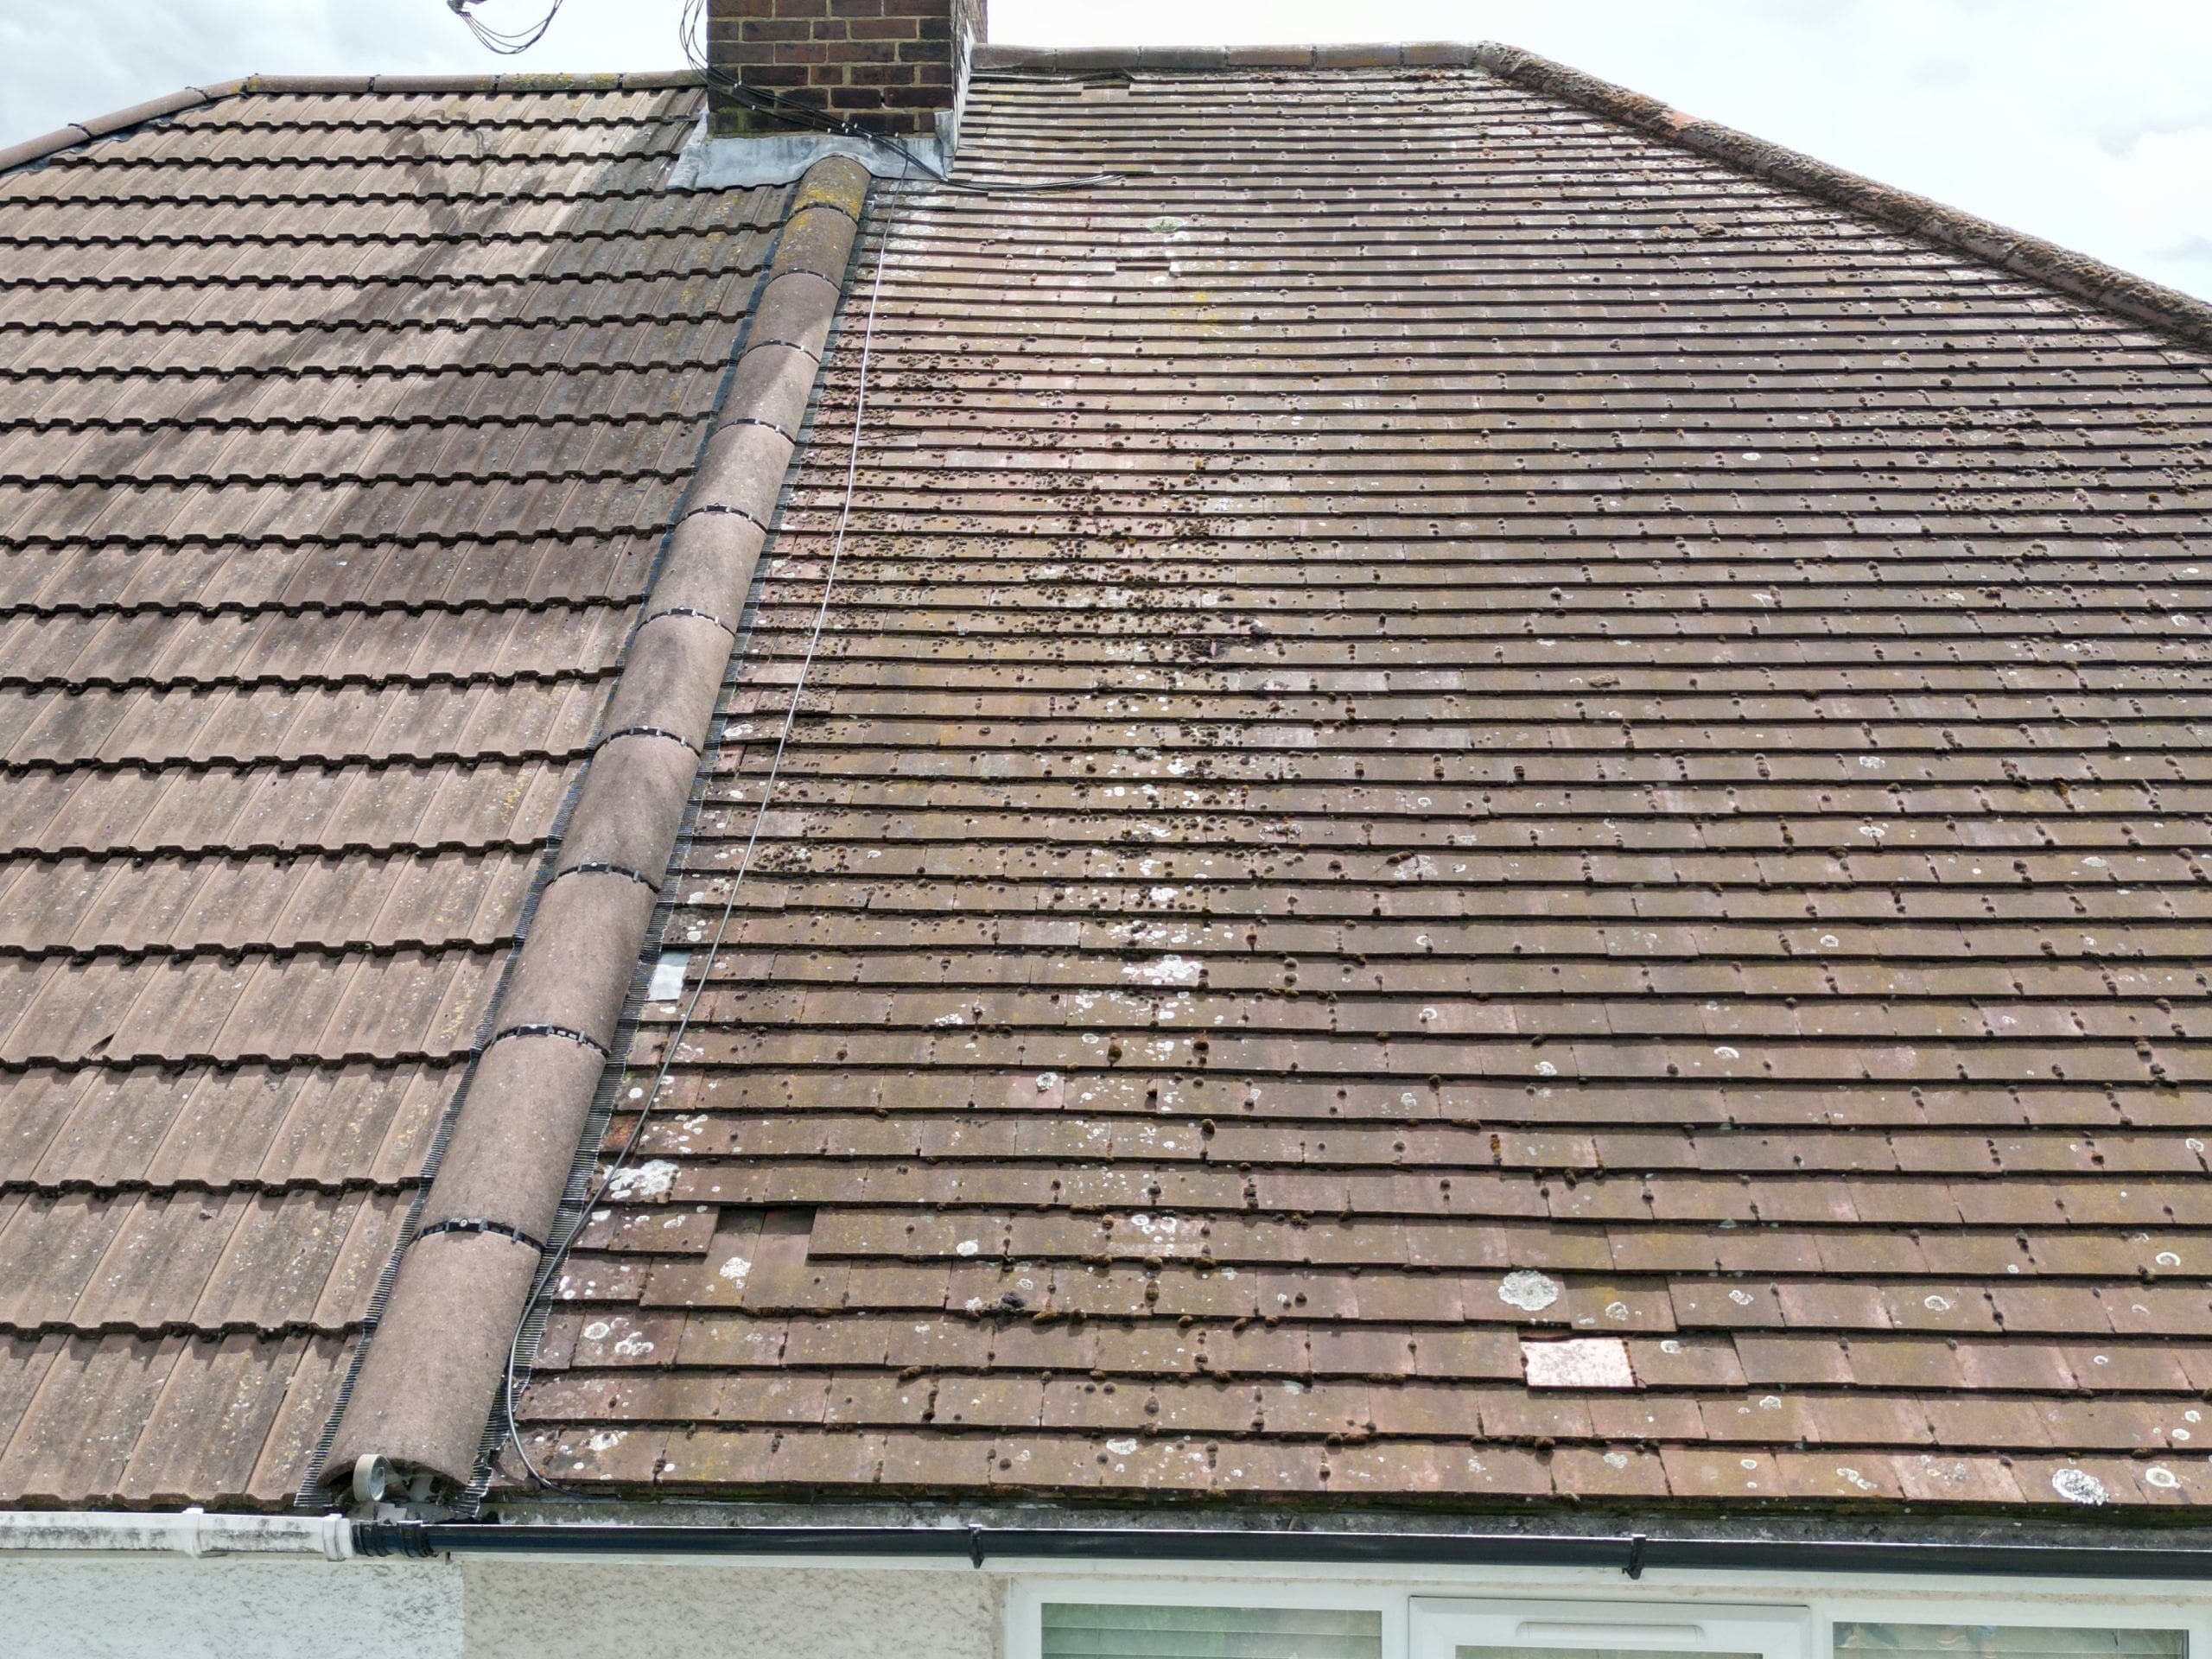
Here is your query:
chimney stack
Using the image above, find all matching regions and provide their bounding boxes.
[706,0,984,138]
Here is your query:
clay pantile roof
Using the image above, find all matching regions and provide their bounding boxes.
[510,50,2212,1516]
[0,71,799,1508]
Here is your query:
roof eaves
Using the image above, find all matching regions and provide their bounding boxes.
[970,38,2212,354]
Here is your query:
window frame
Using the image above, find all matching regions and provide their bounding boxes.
[1815,1601,2206,1659]
[1007,1575,2206,1659]
[1007,1575,1408,1659]
[1408,1595,1811,1659]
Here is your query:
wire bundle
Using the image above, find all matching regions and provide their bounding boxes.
[447,0,567,56]
[442,0,1122,193]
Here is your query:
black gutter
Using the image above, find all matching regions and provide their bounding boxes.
[354,1522,2212,1581]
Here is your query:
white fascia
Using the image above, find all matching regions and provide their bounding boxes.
[0,1509,354,1560]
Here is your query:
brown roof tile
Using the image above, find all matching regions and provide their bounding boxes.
[0,73,792,1508]
[506,56,2212,1517]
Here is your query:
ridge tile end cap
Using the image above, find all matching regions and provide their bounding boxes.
[793,153,872,219]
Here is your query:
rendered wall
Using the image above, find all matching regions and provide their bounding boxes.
[0,1555,467,1659]
[464,1560,1001,1659]
[0,1556,999,1659]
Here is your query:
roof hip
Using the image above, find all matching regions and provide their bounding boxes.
[314,151,873,1494]
[970,37,2212,352]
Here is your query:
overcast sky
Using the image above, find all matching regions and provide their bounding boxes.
[4,1,2209,302]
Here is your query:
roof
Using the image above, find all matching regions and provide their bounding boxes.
[0,71,796,1508]
[508,49,2212,1516]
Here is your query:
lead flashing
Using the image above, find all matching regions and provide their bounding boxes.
[321,152,872,1488]
[671,129,945,189]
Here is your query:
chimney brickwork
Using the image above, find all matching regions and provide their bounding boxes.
[706,0,984,137]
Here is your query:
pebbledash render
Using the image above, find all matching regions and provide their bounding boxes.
[4,3,2212,1656]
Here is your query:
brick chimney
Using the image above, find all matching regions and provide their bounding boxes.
[706,0,984,138]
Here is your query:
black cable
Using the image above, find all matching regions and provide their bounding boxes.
[675,0,1123,194]
[447,0,564,55]
[438,0,1120,192]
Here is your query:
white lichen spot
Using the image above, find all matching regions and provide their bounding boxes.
[2145,1466,2181,1490]
[612,1332,654,1358]
[1837,1466,1877,1491]
[719,1255,753,1283]
[1923,1294,1953,1313]
[1713,1045,1740,1060]
[955,1239,981,1257]
[582,1321,613,1342]
[1036,1071,1059,1092]
[1605,1300,1630,1321]
[1603,1451,1630,1470]
[2050,1468,2108,1505]
[1728,1288,1755,1306]
[1660,1338,1682,1354]
[1534,1060,1558,1077]
[1498,1269,1561,1312]
[586,1431,625,1453]
[1105,1438,1138,1456]
[1123,955,1202,987]
[604,1160,677,1200]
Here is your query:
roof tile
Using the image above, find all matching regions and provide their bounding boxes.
[0,73,790,1507]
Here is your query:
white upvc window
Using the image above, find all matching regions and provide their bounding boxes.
[1832,1629,2183,1659]
[1043,1601,1385,1659]
[1013,1580,2197,1659]
[1408,1598,1808,1659]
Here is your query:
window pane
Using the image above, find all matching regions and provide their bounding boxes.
[1836,1627,2183,1659]
[1041,1603,1382,1659]
[1459,1649,1758,1659]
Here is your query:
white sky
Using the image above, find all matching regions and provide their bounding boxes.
[3,0,2209,302]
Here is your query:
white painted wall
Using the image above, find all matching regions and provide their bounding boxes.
[0,1555,1001,1659]
[0,1555,467,1659]
[463,1560,1001,1659]
[5,1547,2209,1659]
